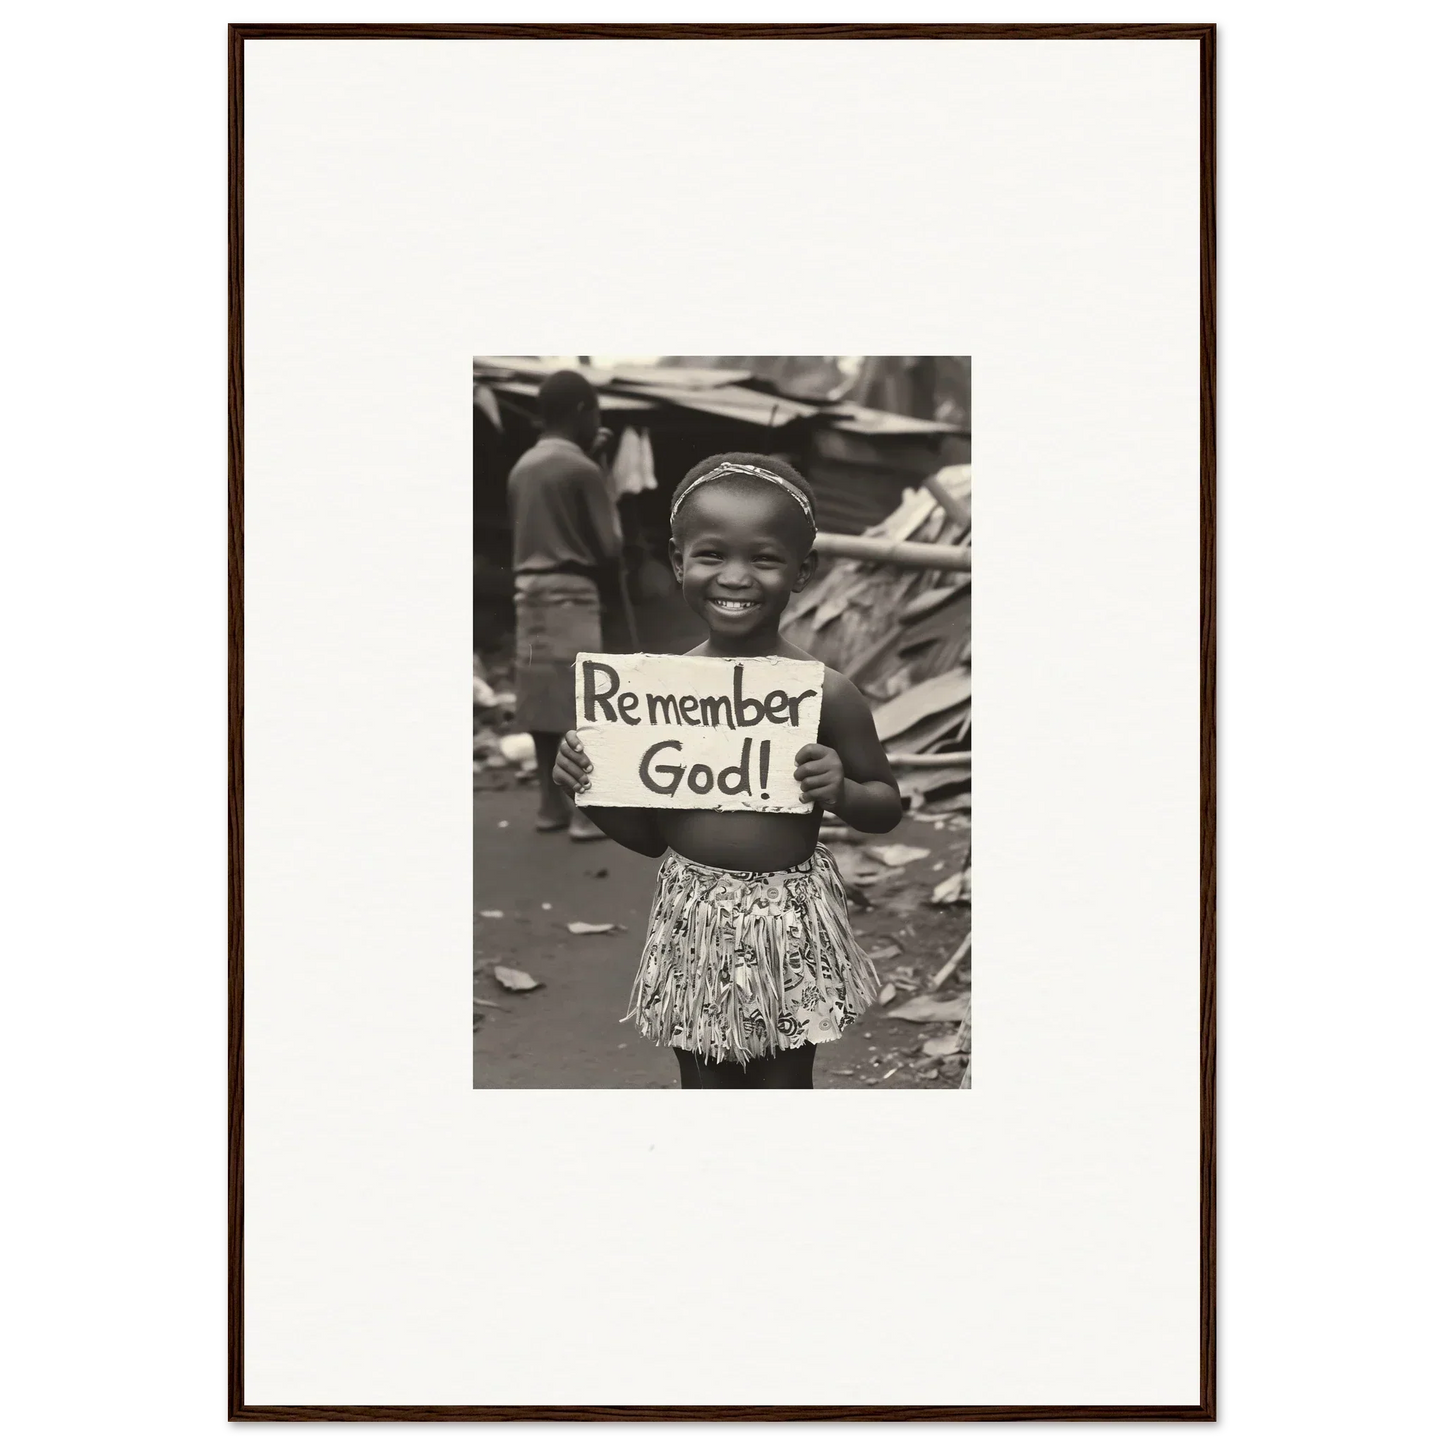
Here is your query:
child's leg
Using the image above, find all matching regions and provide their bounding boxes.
[673,1047,748,1088]
[530,731,570,828]
[742,1043,816,1089]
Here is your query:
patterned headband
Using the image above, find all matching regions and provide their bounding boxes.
[669,463,816,528]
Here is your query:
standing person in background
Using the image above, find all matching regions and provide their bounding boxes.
[507,370,620,840]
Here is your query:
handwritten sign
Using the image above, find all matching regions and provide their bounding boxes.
[573,652,825,813]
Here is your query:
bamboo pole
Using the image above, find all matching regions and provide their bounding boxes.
[812,533,971,571]
[920,470,971,531]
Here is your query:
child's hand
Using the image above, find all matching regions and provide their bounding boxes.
[794,743,845,810]
[554,731,593,798]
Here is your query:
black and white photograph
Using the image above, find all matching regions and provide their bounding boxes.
[472,357,972,1089]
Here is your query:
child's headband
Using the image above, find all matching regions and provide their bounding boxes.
[669,463,816,529]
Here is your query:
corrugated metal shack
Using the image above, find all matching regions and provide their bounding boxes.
[473,356,969,648]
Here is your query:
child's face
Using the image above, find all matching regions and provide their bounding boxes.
[669,486,815,642]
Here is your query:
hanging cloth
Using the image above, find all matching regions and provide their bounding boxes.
[610,427,658,496]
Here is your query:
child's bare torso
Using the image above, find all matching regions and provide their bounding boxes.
[658,805,821,872]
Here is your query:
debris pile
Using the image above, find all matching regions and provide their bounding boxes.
[865,926,973,1088]
[784,466,971,815]
[823,821,972,1089]
[473,654,531,789]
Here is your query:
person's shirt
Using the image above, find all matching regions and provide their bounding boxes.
[507,436,622,578]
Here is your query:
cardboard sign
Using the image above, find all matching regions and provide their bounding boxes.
[573,652,825,813]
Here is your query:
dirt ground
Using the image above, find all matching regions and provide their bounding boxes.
[472,777,971,1089]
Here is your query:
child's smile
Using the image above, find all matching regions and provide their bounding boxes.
[670,487,815,649]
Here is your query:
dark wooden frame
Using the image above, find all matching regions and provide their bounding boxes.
[229,21,1217,1423]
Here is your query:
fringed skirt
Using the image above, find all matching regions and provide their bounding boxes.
[624,847,878,1065]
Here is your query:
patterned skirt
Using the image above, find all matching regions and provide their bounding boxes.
[624,847,879,1065]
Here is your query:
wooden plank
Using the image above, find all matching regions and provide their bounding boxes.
[883,702,970,758]
[930,934,972,989]
[871,669,972,742]
[920,470,971,530]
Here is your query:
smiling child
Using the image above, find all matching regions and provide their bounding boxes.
[552,452,903,1088]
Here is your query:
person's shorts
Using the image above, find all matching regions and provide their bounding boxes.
[512,572,602,734]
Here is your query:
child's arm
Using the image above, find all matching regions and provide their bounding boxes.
[795,671,903,835]
[553,730,667,857]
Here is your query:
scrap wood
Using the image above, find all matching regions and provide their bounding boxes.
[901,760,972,792]
[884,699,970,757]
[864,844,931,867]
[874,466,969,546]
[887,993,970,1023]
[924,794,971,815]
[920,469,971,531]
[898,634,969,685]
[931,870,969,905]
[859,486,942,548]
[782,468,971,726]
[953,995,973,1083]
[901,580,968,622]
[788,588,913,672]
[930,934,972,990]
[872,670,972,743]
[838,595,969,695]
[831,844,907,888]
[840,629,914,691]
[898,474,969,550]
[892,596,971,666]
[955,997,972,1046]
[845,864,905,891]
